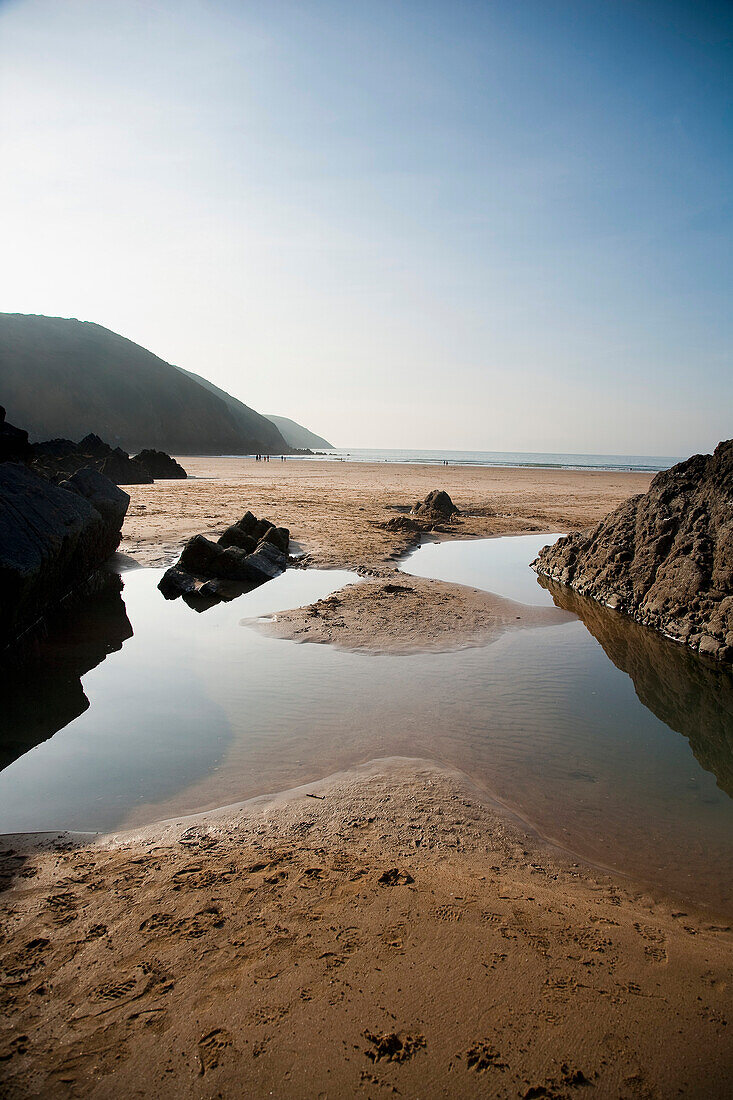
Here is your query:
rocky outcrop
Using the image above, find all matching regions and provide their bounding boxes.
[30,434,187,485]
[0,406,31,463]
[533,440,733,664]
[0,463,130,653]
[133,449,187,480]
[159,511,290,606]
[412,490,459,521]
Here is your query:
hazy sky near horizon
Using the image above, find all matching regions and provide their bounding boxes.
[1,0,731,454]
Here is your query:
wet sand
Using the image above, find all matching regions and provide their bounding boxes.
[3,459,732,1097]
[1,761,731,1098]
[250,574,575,654]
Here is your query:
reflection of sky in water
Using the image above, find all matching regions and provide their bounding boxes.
[1,535,732,915]
[402,533,563,605]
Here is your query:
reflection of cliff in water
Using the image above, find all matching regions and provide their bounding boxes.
[539,577,733,798]
[0,574,133,771]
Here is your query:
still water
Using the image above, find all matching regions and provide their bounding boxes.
[1,535,731,914]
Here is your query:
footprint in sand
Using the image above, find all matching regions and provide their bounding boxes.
[377,869,415,887]
[364,1030,426,1063]
[633,923,668,964]
[434,904,463,922]
[464,1040,508,1073]
[197,1028,234,1075]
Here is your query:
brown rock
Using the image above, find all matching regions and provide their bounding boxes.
[533,440,733,664]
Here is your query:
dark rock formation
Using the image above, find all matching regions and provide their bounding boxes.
[60,468,130,555]
[158,511,290,606]
[533,440,733,664]
[30,434,187,485]
[0,463,130,654]
[133,449,187,480]
[32,436,151,485]
[411,490,459,521]
[98,447,152,485]
[0,406,31,463]
[539,577,733,797]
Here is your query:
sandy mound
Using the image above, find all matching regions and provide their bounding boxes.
[247,574,575,654]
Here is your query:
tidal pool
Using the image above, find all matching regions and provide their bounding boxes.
[1,534,731,915]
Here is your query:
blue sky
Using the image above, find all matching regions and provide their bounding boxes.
[1,0,730,453]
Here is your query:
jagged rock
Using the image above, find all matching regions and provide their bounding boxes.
[133,449,187,480]
[60,468,130,559]
[158,567,198,600]
[178,535,224,575]
[246,541,288,579]
[0,462,129,652]
[0,406,31,463]
[77,432,112,458]
[97,447,152,485]
[158,510,290,605]
[260,526,290,554]
[213,546,269,584]
[218,526,258,553]
[30,433,183,486]
[32,437,78,460]
[411,490,459,520]
[533,440,733,664]
[30,434,152,485]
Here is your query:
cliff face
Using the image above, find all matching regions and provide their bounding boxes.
[264,414,333,450]
[533,440,733,664]
[0,313,289,455]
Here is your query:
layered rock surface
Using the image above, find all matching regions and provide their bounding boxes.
[533,440,733,663]
[0,462,129,653]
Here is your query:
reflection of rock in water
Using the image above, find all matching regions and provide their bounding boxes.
[0,574,133,771]
[539,577,733,798]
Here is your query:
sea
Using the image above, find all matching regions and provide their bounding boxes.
[281,448,681,473]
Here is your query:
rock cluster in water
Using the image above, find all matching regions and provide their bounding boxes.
[30,433,187,485]
[159,512,290,605]
[533,439,733,664]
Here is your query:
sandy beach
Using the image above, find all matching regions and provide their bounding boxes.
[2,459,732,1098]
[120,457,654,569]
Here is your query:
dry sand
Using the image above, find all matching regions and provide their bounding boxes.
[3,459,731,1098]
[120,457,654,569]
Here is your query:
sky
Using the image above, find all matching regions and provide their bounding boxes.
[0,0,731,454]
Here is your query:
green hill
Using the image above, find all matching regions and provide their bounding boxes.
[264,415,333,450]
[0,313,289,455]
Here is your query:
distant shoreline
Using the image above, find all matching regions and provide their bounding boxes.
[212,447,681,474]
